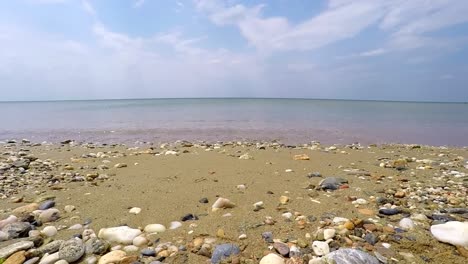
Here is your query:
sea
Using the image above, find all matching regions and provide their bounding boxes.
[1,98,467,146]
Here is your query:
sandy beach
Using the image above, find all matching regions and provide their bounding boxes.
[0,140,467,264]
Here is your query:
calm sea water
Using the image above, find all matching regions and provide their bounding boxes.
[1,98,467,146]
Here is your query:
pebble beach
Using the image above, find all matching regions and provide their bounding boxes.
[0,139,467,264]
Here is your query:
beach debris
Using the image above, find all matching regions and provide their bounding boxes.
[212,197,235,211]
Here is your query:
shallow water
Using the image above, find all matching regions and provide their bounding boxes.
[1,98,467,146]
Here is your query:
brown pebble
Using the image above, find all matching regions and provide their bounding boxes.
[344,221,355,230]
[4,251,26,264]
[394,191,406,198]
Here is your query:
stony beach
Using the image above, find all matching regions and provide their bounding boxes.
[0,139,467,264]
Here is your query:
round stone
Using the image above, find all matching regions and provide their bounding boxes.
[59,238,85,263]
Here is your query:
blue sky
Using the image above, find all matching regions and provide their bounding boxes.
[1,0,468,101]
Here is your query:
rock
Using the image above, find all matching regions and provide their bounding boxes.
[318,177,348,191]
[4,250,26,264]
[378,208,401,216]
[98,226,141,244]
[38,252,59,264]
[181,214,198,221]
[128,207,141,215]
[85,238,109,255]
[262,232,274,243]
[210,244,240,264]
[199,198,209,203]
[31,240,64,257]
[323,248,380,264]
[259,253,285,264]
[399,218,415,230]
[24,257,39,264]
[394,191,406,198]
[279,196,289,205]
[64,206,75,213]
[68,224,83,230]
[441,208,468,214]
[41,226,58,237]
[123,245,139,253]
[211,198,235,211]
[132,236,148,247]
[0,231,8,241]
[143,224,166,233]
[38,201,55,211]
[39,209,60,223]
[273,242,289,257]
[238,234,247,240]
[430,221,468,247]
[312,241,329,256]
[239,153,253,160]
[141,248,156,256]
[0,241,34,259]
[54,260,68,264]
[12,204,39,216]
[114,163,127,168]
[58,238,85,263]
[2,222,32,239]
[97,250,126,264]
[0,215,18,229]
[169,221,182,230]
[293,154,310,160]
[253,201,264,211]
[323,229,336,240]
[364,233,379,245]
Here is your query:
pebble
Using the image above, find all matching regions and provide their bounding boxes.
[378,208,401,216]
[199,198,209,203]
[58,238,85,263]
[259,253,285,264]
[312,241,329,256]
[273,242,289,256]
[38,252,60,264]
[211,198,235,211]
[123,245,139,253]
[323,248,379,264]
[24,257,40,264]
[279,196,289,204]
[98,226,142,244]
[140,248,156,257]
[68,224,83,230]
[128,207,141,215]
[253,201,264,211]
[181,214,198,221]
[169,221,182,230]
[84,256,97,264]
[238,234,247,240]
[210,244,240,264]
[4,250,26,264]
[323,229,336,240]
[399,218,415,230]
[132,236,148,247]
[430,221,468,247]
[38,200,56,210]
[97,250,126,264]
[64,206,75,213]
[39,209,60,223]
[0,215,18,229]
[54,260,68,264]
[85,238,109,255]
[318,177,348,190]
[2,222,32,239]
[0,231,8,241]
[12,203,39,216]
[41,226,58,237]
[0,241,34,259]
[143,224,166,233]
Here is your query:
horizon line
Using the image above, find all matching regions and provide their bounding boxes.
[0,97,467,104]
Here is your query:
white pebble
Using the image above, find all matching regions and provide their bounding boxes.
[123,245,139,253]
[132,236,148,247]
[128,207,141,215]
[143,224,166,233]
[323,229,336,240]
[41,226,57,237]
[169,221,182,230]
[68,224,83,230]
[312,241,330,256]
[239,234,247,240]
[399,218,415,230]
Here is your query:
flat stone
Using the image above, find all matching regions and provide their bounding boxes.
[273,242,289,257]
[323,248,380,264]
[97,250,126,264]
[211,244,240,264]
[85,238,109,255]
[0,241,34,259]
[98,226,141,244]
[38,252,59,264]
[38,201,55,211]
[39,209,60,223]
[12,204,39,216]
[4,250,26,264]
[259,253,285,264]
[143,224,166,233]
[318,177,348,191]
[430,221,468,247]
[312,241,329,256]
[378,208,401,216]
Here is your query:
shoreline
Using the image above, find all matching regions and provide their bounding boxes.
[0,140,467,263]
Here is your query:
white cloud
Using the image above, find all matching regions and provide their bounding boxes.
[359,48,387,57]
[133,0,145,8]
[195,0,468,53]
[81,0,96,16]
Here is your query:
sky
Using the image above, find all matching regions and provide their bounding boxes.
[1,0,468,102]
